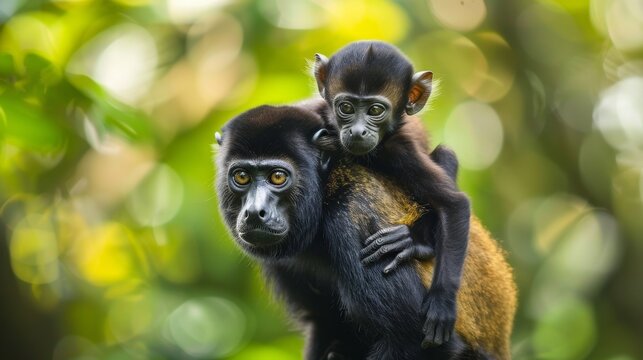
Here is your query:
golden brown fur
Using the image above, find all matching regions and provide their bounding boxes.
[327,162,517,360]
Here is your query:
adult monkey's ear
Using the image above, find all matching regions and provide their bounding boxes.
[215,132,223,145]
[406,71,433,115]
[312,128,333,172]
[314,53,329,98]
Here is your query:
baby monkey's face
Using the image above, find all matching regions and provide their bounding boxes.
[332,93,393,155]
[313,41,435,156]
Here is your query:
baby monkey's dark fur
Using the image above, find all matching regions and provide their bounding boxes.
[314,41,471,347]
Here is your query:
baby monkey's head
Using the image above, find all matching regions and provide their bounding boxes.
[314,41,433,155]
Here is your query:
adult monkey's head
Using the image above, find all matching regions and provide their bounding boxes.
[215,104,332,259]
[314,41,433,155]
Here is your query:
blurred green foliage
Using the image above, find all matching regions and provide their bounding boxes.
[1,0,642,359]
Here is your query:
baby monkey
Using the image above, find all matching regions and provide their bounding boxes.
[314,41,471,348]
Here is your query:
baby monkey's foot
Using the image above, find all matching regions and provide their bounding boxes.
[421,288,457,348]
[360,225,435,274]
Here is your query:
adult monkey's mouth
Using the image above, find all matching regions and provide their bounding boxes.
[237,225,288,247]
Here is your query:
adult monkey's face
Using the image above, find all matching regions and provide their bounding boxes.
[215,104,327,259]
[226,158,295,246]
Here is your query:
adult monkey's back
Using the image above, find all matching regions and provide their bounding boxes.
[215,103,516,359]
[323,159,517,359]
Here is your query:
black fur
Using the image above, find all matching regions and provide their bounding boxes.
[216,104,486,359]
[430,145,459,182]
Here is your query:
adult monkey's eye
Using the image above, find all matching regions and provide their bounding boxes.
[368,104,385,116]
[269,170,288,186]
[232,170,251,185]
[338,102,355,115]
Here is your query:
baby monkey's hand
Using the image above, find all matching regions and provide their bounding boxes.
[360,225,435,274]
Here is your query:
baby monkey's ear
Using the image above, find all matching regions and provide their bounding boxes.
[406,71,433,115]
[314,54,329,98]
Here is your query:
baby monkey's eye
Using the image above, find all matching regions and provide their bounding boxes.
[338,102,355,115]
[368,104,385,116]
[269,170,288,186]
[232,170,251,186]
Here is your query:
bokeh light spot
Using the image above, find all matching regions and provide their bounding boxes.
[0,0,21,20]
[429,0,486,32]
[166,297,246,358]
[532,195,588,254]
[150,13,252,128]
[67,24,158,105]
[166,0,232,24]
[82,114,121,155]
[443,101,503,170]
[74,139,156,207]
[107,295,157,343]
[0,13,58,64]
[506,194,590,264]
[532,296,596,360]
[74,222,144,286]
[324,0,409,43]
[260,0,327,30]
[468,32,516,102]
[530,210,620,315]
[449,36,488,98]
[605,0,643,51]
[594,76,643,151]
[127,163,184,227]
[10,214,59,284]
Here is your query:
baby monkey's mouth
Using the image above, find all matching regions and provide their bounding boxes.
[341,135,378,156]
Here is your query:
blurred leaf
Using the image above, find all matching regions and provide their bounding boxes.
[0,94,67,150]
[24,52,61,86]
[0,52,16,77]
[67,74,154,142]
[24,53,53,75]
[127,163,184,227]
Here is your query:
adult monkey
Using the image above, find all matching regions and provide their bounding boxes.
[215,103,516,359]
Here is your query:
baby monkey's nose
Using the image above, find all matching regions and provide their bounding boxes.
[349,125,368,139]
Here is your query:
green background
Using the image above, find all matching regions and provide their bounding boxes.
[1,0,642,359]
